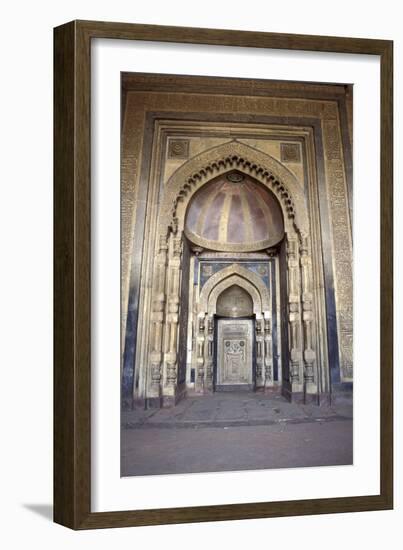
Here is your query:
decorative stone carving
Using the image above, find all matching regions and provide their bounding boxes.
[257,265,269,276]
[217,319,253,386]
[280,142,302,163]
[199,263,270,314]
[168,138,189,159]
[162,231,183,396]
[299,235,316,389]
[255,319,264,385]
[196,314,206,392]
[191,245,204,256]
[286,235,303,388]
[322,118,353,381]
[205,316,214,390]
[323,121,340,161]
[263,317,273,386]
[226,171,245,183]
[158,141,309,237]
[201,264,213,277]
[339,311,353,380]
[121,89,352,407]
[141,139,328,404]
[147,233,169,396]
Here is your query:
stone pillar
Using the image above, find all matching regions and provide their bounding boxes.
[147,233,168,404]
[195,314,206,392]
[162,232,182,404]
[263,314,273,387]
[286,235,304,394]
[204,316,214,391]
[300,235,317,398]
[255,318,264,387]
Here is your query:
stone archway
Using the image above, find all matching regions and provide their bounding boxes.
[199,263,270,313]
[208,275,262,315]
[158,140,310,236]
[195,266,273,392]
[146,142,318,406]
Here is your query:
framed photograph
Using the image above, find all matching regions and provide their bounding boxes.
[54,20,393,529]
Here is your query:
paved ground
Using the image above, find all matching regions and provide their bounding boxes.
[121,392,353,476]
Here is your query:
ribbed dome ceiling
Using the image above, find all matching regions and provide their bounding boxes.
[184,171,284,252]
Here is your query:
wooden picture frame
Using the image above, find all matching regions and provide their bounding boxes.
[54,20,393,529]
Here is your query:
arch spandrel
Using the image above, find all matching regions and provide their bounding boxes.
[199,263,270,314]
[159,141,309,237]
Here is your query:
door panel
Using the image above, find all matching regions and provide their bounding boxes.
[217,319,253,387]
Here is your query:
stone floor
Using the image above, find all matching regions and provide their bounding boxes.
[121,392,353,476]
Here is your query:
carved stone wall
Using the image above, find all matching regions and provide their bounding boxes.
[196,264,271,391]
[322,117,353,381]
[121,78,353,406]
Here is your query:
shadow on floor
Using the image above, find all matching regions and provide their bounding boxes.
[23,504,53,522]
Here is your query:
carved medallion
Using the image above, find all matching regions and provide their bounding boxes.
[201,264,213,277]
[168,138,189,159]
[226,171,245,183]
[257,264,268,276]
[280,142,302,163]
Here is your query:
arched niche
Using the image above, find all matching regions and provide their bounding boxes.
[216,285,254,317]
[146,141,318,404]
[207,275,263,317]
[157,140,309,238]
[184,171,284,252]
[199,263,270,314]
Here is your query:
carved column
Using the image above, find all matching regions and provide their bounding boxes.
[286,234,304,393]
[263,315,273,387]
[300,235,317,396]
[204,316,214,391]
[162,232,182,401]
[255,318,264,387]
[195,314,206,392]
[147,233,168,401]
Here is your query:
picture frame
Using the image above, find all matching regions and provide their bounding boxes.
[54,20,393,529]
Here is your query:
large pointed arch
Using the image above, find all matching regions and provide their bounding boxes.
[158,140,309,237]
[145,140,318,404]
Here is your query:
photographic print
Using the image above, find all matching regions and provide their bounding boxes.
[120,73,353,477]
[53,20,393,528]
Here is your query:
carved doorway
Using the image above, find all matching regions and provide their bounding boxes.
[214,284,255,391]
[216,318,254,391]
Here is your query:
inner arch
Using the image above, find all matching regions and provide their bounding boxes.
[216,285,254,318]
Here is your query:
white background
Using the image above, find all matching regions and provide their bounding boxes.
[0,0,400,548]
